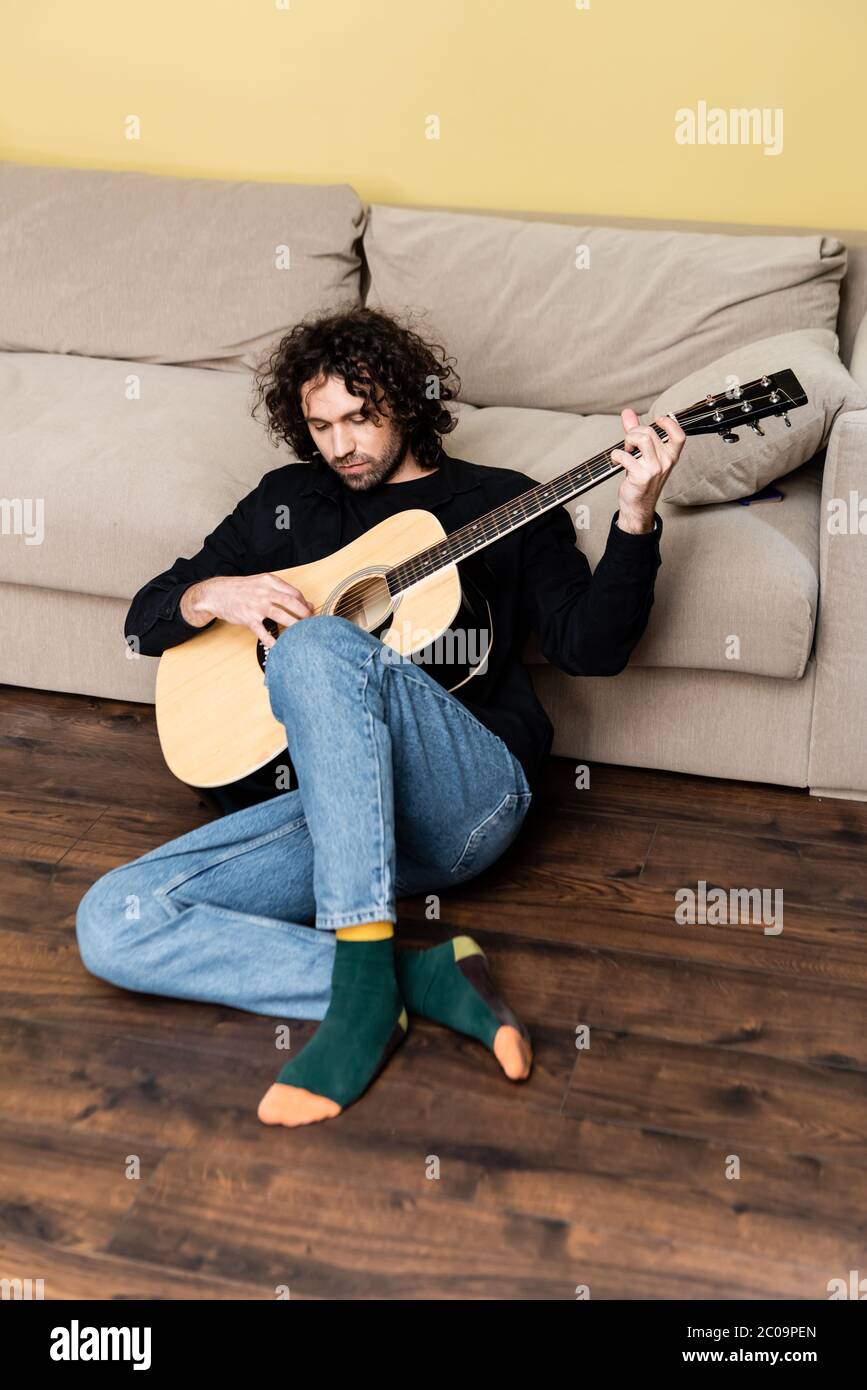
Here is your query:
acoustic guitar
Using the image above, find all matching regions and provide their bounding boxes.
[155,369,807,787]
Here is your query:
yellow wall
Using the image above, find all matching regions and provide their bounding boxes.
[1,0,865,230]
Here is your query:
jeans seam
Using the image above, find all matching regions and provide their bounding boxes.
[359,657,392,919]
[153,815,308,900]
[449,791,516,875]
[317,905,396,930]
[157,899,325,943]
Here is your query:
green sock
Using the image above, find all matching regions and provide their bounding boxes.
[395,935,530,1055]
[276,934,407,1108]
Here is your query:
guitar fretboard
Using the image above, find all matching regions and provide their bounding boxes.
[386,423,667,595]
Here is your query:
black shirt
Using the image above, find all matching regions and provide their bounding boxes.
[125,448,663,811]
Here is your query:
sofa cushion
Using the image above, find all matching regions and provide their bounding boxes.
[364,202,846,416]
[1,352,819,681]
[447,405,820,680]
[0,162,365,371]
[0,352,281,599]
[649,328,866,504]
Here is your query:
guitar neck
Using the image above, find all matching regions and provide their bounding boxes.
[384,368,808,597]
[385,426,661,596]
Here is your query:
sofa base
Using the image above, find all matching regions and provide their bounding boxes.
[808,787,867,802]
[2,583,156,703]
[533,659,816,791]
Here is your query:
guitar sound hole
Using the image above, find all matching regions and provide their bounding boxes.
[253,570,393,675]
[331,574,393,631]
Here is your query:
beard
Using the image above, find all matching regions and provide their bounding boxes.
[327,430,412,490]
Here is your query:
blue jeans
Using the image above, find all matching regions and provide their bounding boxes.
[76,615,533,1021]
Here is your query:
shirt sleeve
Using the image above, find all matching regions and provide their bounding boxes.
[519,503,663,677]
[124,494,256,658]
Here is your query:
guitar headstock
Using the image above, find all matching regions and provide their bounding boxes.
[676,369,808,443]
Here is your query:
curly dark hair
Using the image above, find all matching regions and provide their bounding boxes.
[251,305,461,470]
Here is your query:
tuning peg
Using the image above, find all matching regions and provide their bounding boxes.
[749,421,765,436]
[720,430,740,443]
[781,412,791,428]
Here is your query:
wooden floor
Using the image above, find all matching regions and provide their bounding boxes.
[1,683,866,1301]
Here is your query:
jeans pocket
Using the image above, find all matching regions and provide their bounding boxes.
[449,791,533,878]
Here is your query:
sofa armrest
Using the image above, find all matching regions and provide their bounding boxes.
[808,404,867,797]
[848,304,867,395]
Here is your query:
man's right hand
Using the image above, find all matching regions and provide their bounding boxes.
[179,574,314,648]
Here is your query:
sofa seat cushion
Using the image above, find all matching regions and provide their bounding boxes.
[1,354,819,681]
[1,352,283,600]
[448,405,820,679]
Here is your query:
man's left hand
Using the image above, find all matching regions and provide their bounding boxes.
[610,407,686,534]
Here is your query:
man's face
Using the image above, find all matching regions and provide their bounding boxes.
[301,373,409,490]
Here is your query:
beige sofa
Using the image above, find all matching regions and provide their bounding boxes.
[2,162,866,800]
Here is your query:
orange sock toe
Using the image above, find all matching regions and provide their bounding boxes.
[493,1024,533,1081]
[257,1082,342,1128]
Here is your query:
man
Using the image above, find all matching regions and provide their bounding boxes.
[76,306,685,1130]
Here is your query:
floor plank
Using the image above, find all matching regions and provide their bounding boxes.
[105,1148,836,1300]
[3,683,867,1299]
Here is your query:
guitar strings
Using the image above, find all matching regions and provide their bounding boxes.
[394,386,796,585]
[388,382,796,592]
[279,380,796,623]
[311,383,795,613]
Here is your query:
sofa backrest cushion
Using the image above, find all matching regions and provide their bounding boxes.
[364,202,847,416]
[648,328,867,505]
[0,162,366,371]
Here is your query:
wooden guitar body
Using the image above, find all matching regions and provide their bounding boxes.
[155,509,468,787]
